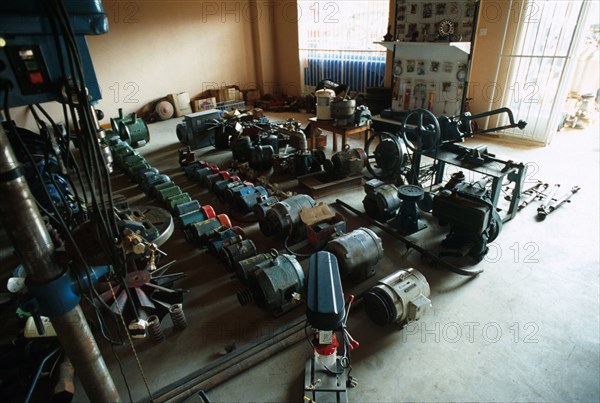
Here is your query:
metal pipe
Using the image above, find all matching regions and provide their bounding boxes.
[0,126,121,402]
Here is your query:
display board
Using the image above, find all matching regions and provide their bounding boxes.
[377,0,479,116]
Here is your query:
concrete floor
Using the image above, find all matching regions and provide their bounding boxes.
[96,112,599,402]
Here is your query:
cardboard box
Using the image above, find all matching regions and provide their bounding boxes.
[244,89,261,103]
[192,97,217,112]
[209,85,243,102]
[301,204,346,249]
[305,212,346,250]
[168,92,192,117]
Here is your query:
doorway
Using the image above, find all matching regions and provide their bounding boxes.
[488,0,597,145]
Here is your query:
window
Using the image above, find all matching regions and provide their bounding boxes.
[298,0,390,93]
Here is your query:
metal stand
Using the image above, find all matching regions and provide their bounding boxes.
[0,126,121,402]
[389,185,427,234]
[425,145,526,223]
[304,357,349,403]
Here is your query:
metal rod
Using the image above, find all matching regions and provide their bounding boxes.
[0,126,121,402]
[151,318,306,402]
[335,199,483,277]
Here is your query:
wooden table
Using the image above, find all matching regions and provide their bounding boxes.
[308,117,371,152]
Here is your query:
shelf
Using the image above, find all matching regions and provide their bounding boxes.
[374,41,471,55]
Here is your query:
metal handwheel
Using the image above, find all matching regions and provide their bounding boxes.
[401,108,441,153]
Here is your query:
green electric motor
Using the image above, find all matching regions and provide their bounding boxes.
[111,108,150,148]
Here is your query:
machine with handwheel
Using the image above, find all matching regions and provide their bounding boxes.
[363,106,528,261]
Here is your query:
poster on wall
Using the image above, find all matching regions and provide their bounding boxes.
[395,0,477,42]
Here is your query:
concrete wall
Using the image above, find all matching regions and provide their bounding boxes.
[88,0,258,123]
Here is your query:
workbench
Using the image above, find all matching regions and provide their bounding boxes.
[424,145,526,222]
[370,115,526,223]
[308,117,371,151]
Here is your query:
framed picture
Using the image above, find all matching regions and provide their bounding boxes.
[430,61,440,72]
[407,60,416,73]
[407,23,418,40]
[417,60,426,75]
[396,23,406,37]
[462,21,473,38]
[398,5,406,21]
[466,3,476,18]
[449,2,459,16]
[436,3,446,15]
[423,3,433,19]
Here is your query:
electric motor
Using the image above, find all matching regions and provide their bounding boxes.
[235,250,278,283]
[248,145,275,170]
[221,181,253,203]
[176,201,215,227]
[183,160,211,178]
[206,226,245,256]
[203,171,230,188]
[118,113,149,148]
[238,253,305,316]
[293,153,313,176]
[221,239,258,271]
[364,268,431,326]
[253,194,279,219]
[362,179,401,221]
[324,147,367,177]
[259,194,317,239]
[190,166,219,184]
[232,186,268,214]
[133,167,159,185]
[142,174,171,196]
[325,227,383,281]
[212,176,241,196]
[111,108,149,148]
[184,214,232,244]
[231,136,252,161]
[176,109,221,150]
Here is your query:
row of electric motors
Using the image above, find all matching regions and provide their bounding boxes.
[176,150,395,317]
[179,150,433,324]
[109,135,433,331]
[176,111,367,178]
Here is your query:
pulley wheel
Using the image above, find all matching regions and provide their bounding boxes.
[398,185,424,202]
[156,101,174,120]
[128,205,174,247]
[365,131,404,179]
[487,210,503,243]
[364,288,395,326]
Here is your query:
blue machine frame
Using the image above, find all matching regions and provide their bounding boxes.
[0,0,108,107]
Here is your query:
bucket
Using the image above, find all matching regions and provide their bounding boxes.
[316,89,335,120]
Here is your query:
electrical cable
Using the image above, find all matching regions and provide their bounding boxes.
[5,88,110,313]
[23,346,61,403]
[46,0,119,264]
[2,4,139,400]
[284,235,315,258]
